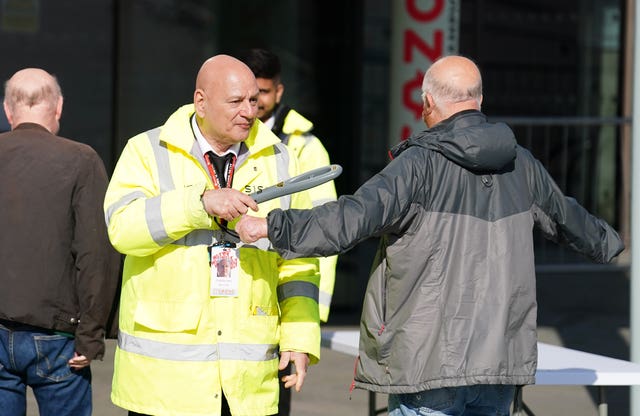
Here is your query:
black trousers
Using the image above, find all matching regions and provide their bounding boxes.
[128,395,232,416]
[277,362,292,416]
[128,393,233,416]
[128,381,282,416]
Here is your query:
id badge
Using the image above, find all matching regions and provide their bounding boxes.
[209,244,240,297]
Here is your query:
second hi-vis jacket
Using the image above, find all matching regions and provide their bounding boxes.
[273,106,338,322]
[104,104,320,416]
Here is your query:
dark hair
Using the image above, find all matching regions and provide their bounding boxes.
[237,48,281,80]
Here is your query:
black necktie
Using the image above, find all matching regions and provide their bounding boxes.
[206,151,232,188]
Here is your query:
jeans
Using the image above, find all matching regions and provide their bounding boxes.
[0,321,92,416]
[388,385,515,416]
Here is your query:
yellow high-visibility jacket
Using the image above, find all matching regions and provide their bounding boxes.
[104,104,320,416]
[277,108,338,322]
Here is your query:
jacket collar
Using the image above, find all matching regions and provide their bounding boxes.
[157,104,280,158]
[271,104,314,139]
[271,104,290,138]
[13,122,50,133]
[390,110,517,172]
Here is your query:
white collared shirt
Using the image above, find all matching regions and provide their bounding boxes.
[263,115,276,130]
[191,115,240,178]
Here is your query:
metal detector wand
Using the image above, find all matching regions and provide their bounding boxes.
[249,164,342,204]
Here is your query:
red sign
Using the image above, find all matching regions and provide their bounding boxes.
[389,0,459,145]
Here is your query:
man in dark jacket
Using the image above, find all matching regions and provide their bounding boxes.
[236,55,624,416]
[0,68,120,416]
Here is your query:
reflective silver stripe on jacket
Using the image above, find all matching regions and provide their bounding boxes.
[235,142,249,168]
[146,128,178,245]
[105,190,147,226]
[319,290,332,309]
[149,128,176,193]
[110,130,292,247]
[277,281,319,303]
[273,142,292,209]
[118,331,279,362]
[145,195,172,246]
[301,133,315,148]
[190,140,208,172]
[105,128,178,240]
[174,229,218,247]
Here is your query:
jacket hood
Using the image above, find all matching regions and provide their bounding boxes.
[272,104,314,138]
[391,110,517,172]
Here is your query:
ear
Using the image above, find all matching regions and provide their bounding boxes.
[3,101,13,127]
[194,88,206,117]
[426,93,436,110]
[422,93,434,123]
[55,96,63,121]
[275,82,284,104]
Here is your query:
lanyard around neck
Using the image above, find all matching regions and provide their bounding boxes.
[204,152,236,189]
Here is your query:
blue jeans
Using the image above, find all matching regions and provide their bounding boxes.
[388,385,516,416]
[0,321,92,416]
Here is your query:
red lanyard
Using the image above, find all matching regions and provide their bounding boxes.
[204,153,236,189]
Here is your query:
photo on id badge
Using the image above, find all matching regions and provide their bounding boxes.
[210,245,239,297]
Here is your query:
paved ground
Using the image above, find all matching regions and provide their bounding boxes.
[25,267,632,415]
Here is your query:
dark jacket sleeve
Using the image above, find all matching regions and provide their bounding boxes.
[71,149,122,360]
[268,150,421,259]
[527,150,624,263]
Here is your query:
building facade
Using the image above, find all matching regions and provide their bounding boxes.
[0,0,630,305]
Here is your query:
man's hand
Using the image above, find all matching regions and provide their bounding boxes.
[279,351,310,392]
[201,188,258,222]
[236,215,268,243]
[68,352,91,370]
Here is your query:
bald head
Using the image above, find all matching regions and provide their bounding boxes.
[195,54,257,97]
[421,55,483,127]
[193,55,259,152]
[3,68,63,134]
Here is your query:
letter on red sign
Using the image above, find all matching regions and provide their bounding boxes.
[406,0,444,22]
[403,29,443,63]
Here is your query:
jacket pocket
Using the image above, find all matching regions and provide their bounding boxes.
[34,334,75,382]
[134,300,203,332]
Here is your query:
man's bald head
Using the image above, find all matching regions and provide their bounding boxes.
[420,55,483,127]
[195,54,255,94]
[3,68,63,134]
[193,55,259,152]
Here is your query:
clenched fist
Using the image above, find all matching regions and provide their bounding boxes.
[201,188,258,221]
[236,215,268,243]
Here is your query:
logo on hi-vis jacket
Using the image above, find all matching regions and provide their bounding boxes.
[244,185,264,194]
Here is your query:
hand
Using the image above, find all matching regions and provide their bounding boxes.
[279,351,310,392]
[201,188,258,222]
[236,215,268,243]
[68,352,91,370]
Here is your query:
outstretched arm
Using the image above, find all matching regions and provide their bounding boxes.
[239,150,423,258]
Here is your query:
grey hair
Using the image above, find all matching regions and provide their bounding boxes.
[3,74,62,113]
[421,60,482,107]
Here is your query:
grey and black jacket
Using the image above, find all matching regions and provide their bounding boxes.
[267,110,624,394]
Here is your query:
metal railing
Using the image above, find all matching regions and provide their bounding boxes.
[360,116,630,268]
[492,116,631,267]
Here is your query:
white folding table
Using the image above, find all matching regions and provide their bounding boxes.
[321,329,640,416]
